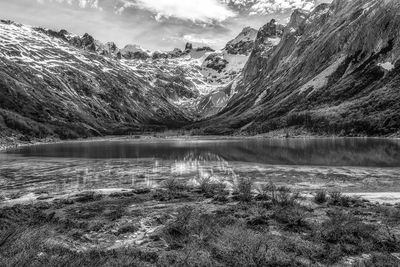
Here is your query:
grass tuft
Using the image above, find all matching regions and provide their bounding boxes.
[314,190,328,204]
[235,177,253,202]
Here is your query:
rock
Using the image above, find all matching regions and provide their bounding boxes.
[204,54,228,73]
[152,51,169,60]
[195,47,215,52]
[34,27,70,41]
[224,26,258,55]
[168,48,184,58]
[121,44,150,59]
[185,42,193,51]
[69,33,97,51]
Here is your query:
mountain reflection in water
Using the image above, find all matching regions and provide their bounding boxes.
[5,138,400,167]
[1,138,400,197]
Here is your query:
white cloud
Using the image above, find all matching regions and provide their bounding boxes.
[182,34,219,45]
[222,0,316,15]
[251,0,315,14]
[122,0,236,23]
[36,0,101,9]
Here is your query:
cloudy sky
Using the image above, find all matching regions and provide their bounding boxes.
[0,0,331,51]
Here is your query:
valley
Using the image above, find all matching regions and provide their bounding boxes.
[1,1,400,265]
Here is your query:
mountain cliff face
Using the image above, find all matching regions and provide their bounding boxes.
[197,27,266,117]
[0,19,256,140]
[197,0,400,136]
[0,20,192,140]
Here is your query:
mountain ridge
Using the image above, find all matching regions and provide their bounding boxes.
[0,19,256,140]
[194,0,400,137]
[1,0,400,140]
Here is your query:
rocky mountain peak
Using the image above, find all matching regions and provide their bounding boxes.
[185,42,193,51]
[241,19,284,83]
[286,9,309,34]
[120,44,150,60]
[34,27,69,42]
[224,26,258,55]
[256,19,281,44]
[69,33,96,51]
[105,42,118,53]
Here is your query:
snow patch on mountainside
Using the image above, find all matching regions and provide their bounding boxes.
[299,56,346,94]
[0,19,261,120]
[378,62,394,71]
[201,51,249,85]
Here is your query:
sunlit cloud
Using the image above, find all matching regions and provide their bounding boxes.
[3,0,332,51]
[222,0,316,15]
[119,0,236,24]
[36,0,101,9]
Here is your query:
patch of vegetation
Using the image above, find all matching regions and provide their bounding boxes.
[234,177,253,202]
[162,178,188,193]
[354,252,400,267]
[314,210,400,263]
[199,178,229,202]
[1,184,400,266]
[273,206,310,232]
[328,191,360,207]
[314,190,327,204]
[255,183,300,206]
[0,228,158,267]
[74,191,103,203]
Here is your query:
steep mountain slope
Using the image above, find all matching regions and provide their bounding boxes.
[197,0,400,136]
[0,20,192,139]
[0,19,260,140]
[201,27,258,85]
[197,27,272,117]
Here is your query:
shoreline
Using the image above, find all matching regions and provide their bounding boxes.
[2,186,400,207]
[1,132,399,153]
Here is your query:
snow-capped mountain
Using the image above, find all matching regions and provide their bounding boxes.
[0,19,261,138]
[198,24,284,117]
[3,0,397,139]
[196,0,400,136]
[0,20,193,139]
[201,27,258,85]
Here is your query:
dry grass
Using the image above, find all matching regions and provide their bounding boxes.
[1,184,400,266]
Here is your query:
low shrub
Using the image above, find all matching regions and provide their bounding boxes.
[162,206,219,248]
[255,183,300,207]
[162,178,187,193]
[273,206,309,232]
[198,177,227,198]
[329,191,342,204]
[235,177,253,202]
[328,191,356,207]
[314,190,327,204]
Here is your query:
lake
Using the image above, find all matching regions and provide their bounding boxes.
[1,137,400,199]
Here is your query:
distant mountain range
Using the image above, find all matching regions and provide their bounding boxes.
[0,19,256,139]
[1,0,399,140]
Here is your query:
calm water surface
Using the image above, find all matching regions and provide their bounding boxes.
[1,138,400,197]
